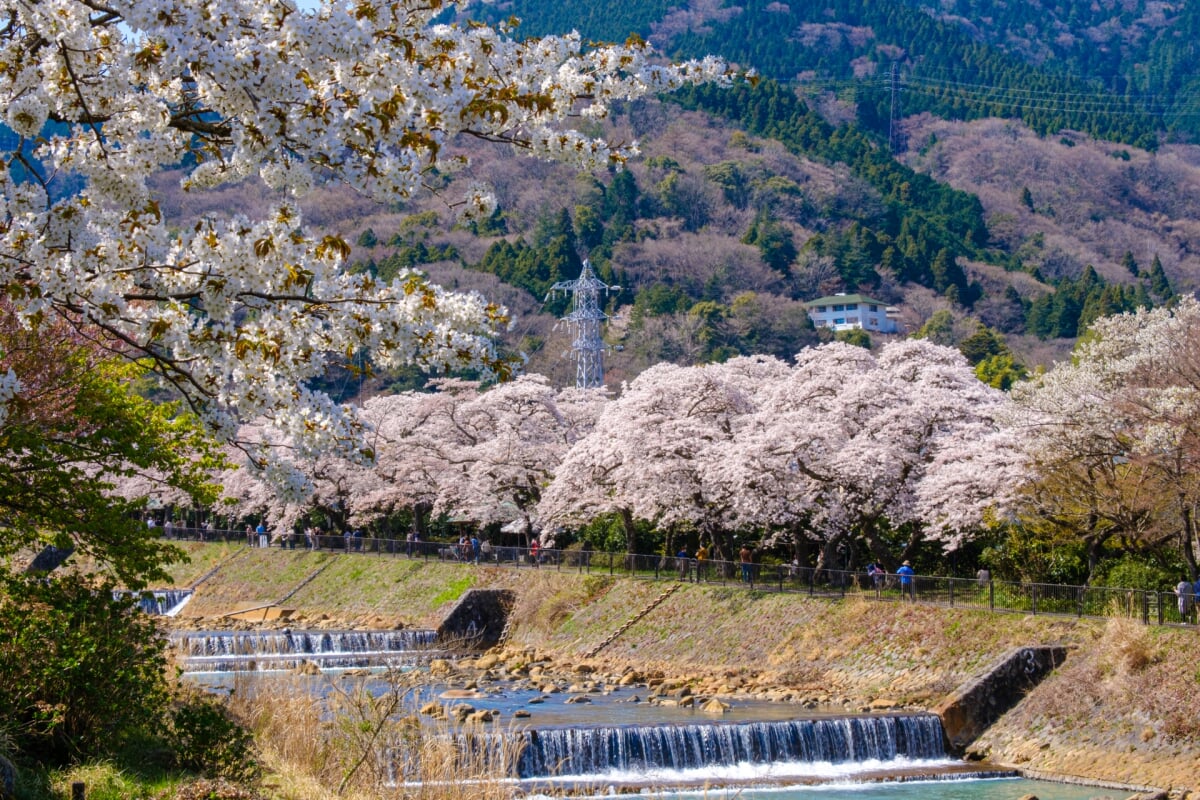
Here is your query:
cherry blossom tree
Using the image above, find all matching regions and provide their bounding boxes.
[1013,297,1200,579]
[544,342,1019,567]
[343,388,456,535]
[757,340,1019,570]
[218,391,445,537]
[219,377,607,545]
[0,0,730,491]
[540,356,785,558]
[427,375,607,545]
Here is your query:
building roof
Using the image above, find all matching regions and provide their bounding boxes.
[803,293,890,308]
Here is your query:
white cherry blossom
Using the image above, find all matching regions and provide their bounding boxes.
[0,0,729,486]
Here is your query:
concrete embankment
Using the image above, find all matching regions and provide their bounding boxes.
[162,543,1200,792]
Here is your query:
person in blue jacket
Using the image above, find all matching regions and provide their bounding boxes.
[896,560,915,600]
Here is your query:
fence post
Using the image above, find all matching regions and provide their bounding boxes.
[1143,591,1151,625]
[948,579,955,608]
[989,580,994,611]
[1076,587,1084,617]
[609,552,613,576]
[72,783,85,800]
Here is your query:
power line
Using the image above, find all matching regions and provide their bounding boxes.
[792,65,1200,126]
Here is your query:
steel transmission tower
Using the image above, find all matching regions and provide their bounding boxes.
[546,259,619,389]
[888,61,906,155]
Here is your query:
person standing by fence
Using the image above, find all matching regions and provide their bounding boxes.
[676,547,690,581]
[868,562,885,590]
[1176,578,1194,623]
[739,543,753,583]
[897,560,915,600]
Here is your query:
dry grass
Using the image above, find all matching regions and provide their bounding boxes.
[224,669,527,800]
[1099,617,1159,675]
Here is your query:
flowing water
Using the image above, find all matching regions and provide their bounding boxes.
[172,628,441,673]
[510,715,948,779]
[177,630,1122,798]
[116,589,193,616]
[565,776,1126,799]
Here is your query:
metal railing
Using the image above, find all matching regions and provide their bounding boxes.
[153,525,1200,628]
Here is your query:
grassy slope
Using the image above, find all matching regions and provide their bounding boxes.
[165,544,1200,790]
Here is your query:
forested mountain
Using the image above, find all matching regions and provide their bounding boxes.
[146,0,1200,391]
[469,0,1182,147]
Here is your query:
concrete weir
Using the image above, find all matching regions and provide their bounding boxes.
[935,645,1067,755]
[436,589,514,648]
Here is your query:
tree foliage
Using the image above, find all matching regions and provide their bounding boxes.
[1013,297,1200,580]
[1,310,221,587]
[0,573,170,764]
[0,0,730,490]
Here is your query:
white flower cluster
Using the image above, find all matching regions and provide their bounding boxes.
[0,0,731,492]
[0,368,21,428]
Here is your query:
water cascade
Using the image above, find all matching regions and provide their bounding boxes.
[173,629,440,673]
[115,589,194,616]
[512,714,949,779]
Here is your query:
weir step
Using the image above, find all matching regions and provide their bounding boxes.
[585,583,681,658]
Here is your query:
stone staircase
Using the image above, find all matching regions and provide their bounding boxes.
[584,582,682,659]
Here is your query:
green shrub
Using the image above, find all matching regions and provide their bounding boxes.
[0,574,169,764]
[168,692,257,783]
[1095,556,1178,592]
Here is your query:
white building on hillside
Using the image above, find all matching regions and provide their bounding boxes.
[804,293,900,334]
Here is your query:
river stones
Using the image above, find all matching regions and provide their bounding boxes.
[473,653,501,670]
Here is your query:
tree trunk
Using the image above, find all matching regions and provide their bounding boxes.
[1182,504,1198,582]
[620,507,637,555]
[815,532,847,581]
[413,501,430,539]
[897,526,923,571]
[1085,532,1110,584]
